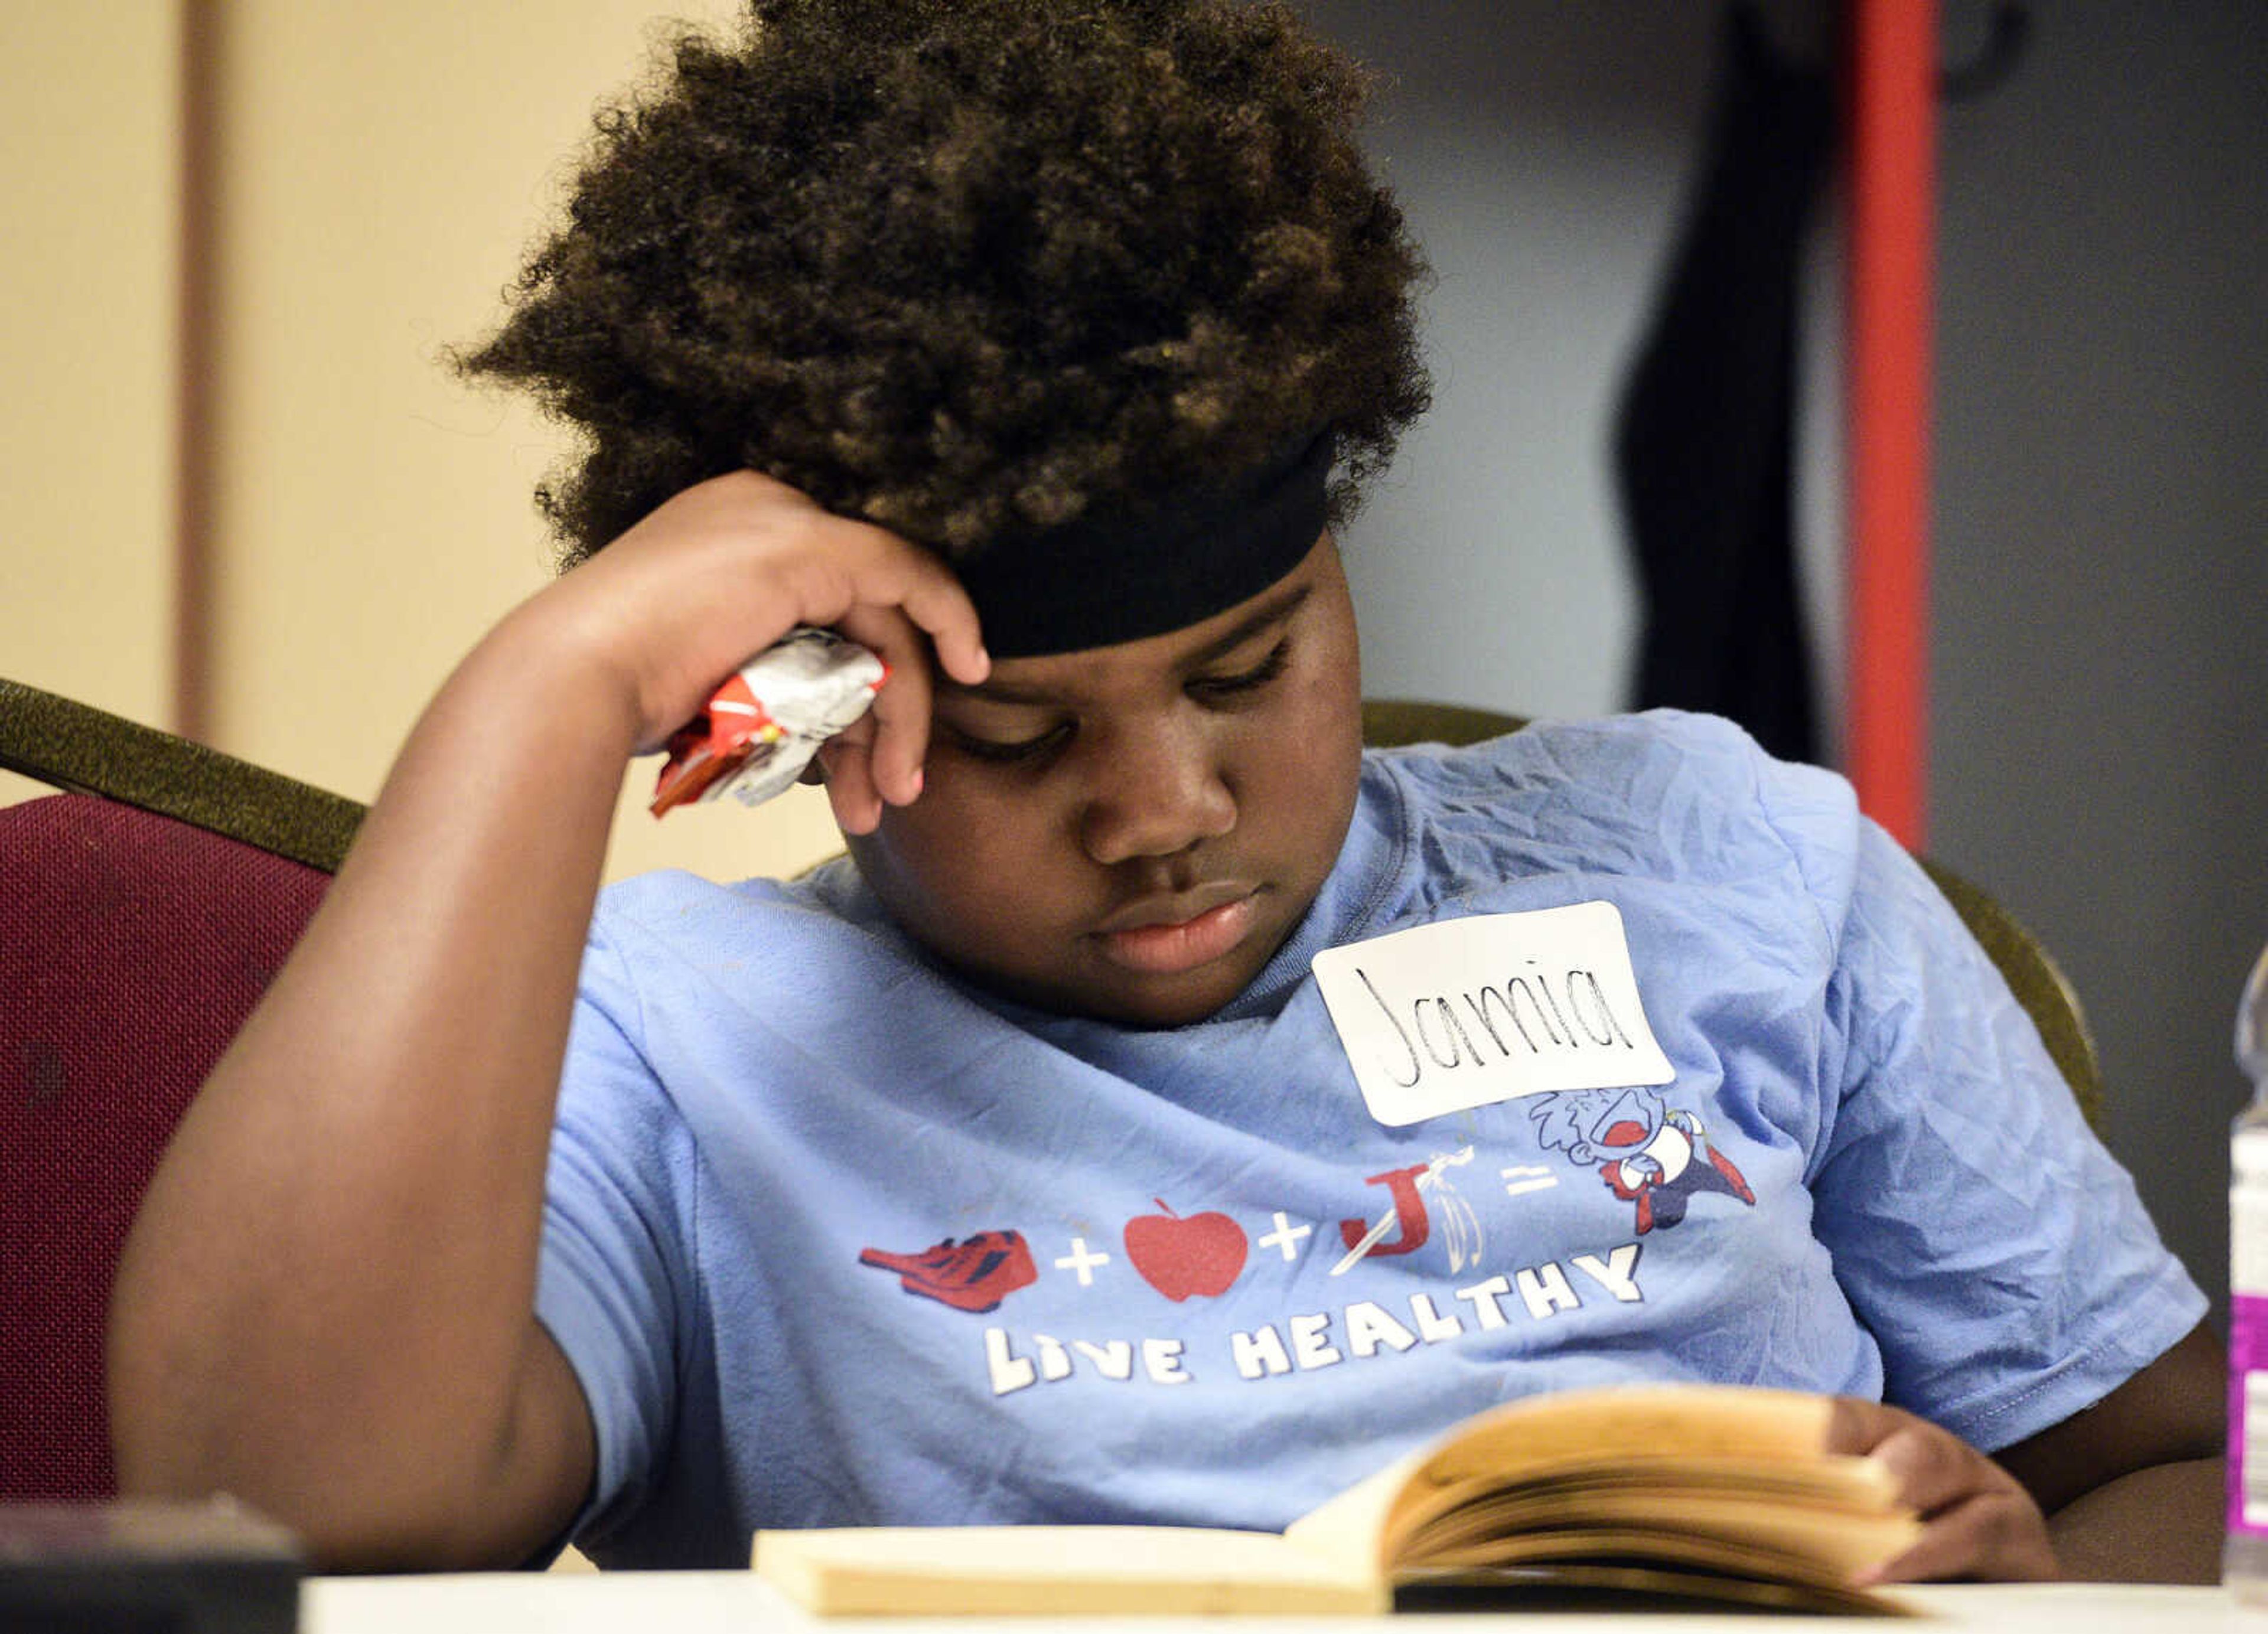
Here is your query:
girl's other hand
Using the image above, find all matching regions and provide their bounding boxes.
[518,469,989,833]
[1830,1398,2060,1583]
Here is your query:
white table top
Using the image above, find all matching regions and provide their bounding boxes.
[302,1574,2260,1633]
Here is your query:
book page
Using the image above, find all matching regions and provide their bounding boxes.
[1405,1488,1921,1579]
[1286,1384,1907,1582]
[752,1525,1388,1616]
[1390,1451,1904,1561]
[1409,1384,1838,1487]
[1281,1446,1428,1569]
[1399,1559,1922,1617]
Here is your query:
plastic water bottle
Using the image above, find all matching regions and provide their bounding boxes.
[2225,944,2268,1596]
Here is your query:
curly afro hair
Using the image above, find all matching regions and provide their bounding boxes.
[458,0,1430,568]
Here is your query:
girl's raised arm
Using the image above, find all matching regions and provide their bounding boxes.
[106,472,985,1569]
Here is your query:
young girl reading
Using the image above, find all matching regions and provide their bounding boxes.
[109,0,2222,1583]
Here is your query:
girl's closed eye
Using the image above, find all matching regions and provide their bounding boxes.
[940,634,1293,764]
[1189,636,1291,701]
[944,719,1071,765]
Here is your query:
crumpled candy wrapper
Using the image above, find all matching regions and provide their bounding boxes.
[651,628,889,816]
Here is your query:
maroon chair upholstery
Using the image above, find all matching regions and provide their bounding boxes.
[1,677,364,1504]
[0,793,336,1501]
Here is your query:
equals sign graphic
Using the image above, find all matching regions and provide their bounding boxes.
[1501,1164,1558,1199]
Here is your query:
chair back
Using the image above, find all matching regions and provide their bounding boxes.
[1358,699,2107,1134]
[0,680,363,1502]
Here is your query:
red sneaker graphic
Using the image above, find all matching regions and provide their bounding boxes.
[858,1231,1038,1313]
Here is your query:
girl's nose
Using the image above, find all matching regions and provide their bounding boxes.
[1076,719,1236,866]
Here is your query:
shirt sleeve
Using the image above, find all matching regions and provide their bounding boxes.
[534,919,702,1545]
[1793,796,2206,1452]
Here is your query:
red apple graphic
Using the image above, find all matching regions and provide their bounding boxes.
[1122,1199,1247,1301]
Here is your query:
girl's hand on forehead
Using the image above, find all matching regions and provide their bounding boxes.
[527,468,989,831]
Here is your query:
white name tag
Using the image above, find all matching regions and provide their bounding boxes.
[1312,902,1675,1127]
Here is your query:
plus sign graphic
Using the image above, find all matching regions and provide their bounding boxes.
[1256,1212,1312,1261]
[1053,1237,1112,1286]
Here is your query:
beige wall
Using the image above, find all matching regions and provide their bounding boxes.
[7,0,846,882]
[210,0,845,882]
[1,1,181,795]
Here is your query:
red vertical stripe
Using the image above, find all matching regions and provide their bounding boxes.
[1846,0,1937,849]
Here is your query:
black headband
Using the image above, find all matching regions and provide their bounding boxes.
[952,431,1335,658]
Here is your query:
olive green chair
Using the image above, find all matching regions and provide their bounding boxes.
[0,677,366,1501]
[0,677,363,870]
[0,676,2103,1136]
[1359,699,2106,1136]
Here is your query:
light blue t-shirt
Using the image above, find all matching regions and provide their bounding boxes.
[536,712,2203,1568]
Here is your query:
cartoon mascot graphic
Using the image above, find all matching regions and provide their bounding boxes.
[1529,1087,1754,1234]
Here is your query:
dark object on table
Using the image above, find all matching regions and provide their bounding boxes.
[0,1499,302,1634]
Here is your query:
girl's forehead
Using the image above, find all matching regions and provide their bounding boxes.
[946,538,1339,704]
[953,432,1335,659]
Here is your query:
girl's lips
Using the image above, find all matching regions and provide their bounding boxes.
[1094,895,1257,976]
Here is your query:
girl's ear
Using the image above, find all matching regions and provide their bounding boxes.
[812,729,871,829]
[807,725,893,829]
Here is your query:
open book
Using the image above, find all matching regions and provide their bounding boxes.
[751,1383,1924,1616]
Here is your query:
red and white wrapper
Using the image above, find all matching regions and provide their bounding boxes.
[651,629,889,817]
